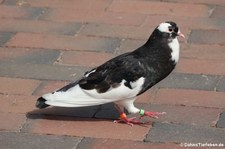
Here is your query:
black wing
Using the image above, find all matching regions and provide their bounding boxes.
[78,53,146,93]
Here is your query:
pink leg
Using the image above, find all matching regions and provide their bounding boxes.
[113,104,143,126]
[140,110,166,119]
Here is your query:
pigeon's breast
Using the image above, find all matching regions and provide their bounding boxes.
[168,37,180,63]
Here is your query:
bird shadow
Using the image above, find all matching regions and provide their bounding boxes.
[26,103,120,121]
[26,103,152,127]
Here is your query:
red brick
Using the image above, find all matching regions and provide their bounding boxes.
[34,81,69,96]
[6,33,120,52]
[0,5,29,19]
[0,77,40,95]
[26,0,110,10]
[43,9,146,26]
[0,19,81,35]
[136,89,157,104]
[176,58,225,75]
[0,113,26,131]
[154,88,225,108]
[143,15,224,30]
[80,23,153,40]
[60,51,113,67]
[78,138,181,149]
[27,117,150,141]
[180,44,225,61]
[0,47,32,60]
[0,94,37,114]
[108,0,209,17]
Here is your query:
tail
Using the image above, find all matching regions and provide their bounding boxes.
[36,97,50,109]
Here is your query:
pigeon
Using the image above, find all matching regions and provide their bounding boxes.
[36,21,185,126]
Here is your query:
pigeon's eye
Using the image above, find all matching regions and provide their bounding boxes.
[168,28,173,32]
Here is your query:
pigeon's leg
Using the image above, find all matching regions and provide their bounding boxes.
[114,98,166,125]
[113,98,143,126]
[139,109,166,119]
[113,104,143,126]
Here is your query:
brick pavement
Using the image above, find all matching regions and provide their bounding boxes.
[0,0,225,148]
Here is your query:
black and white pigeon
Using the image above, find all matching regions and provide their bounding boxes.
[36,21,185,126]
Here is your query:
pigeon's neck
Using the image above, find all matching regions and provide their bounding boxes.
[168,37,180,63]
[143,31,180,64]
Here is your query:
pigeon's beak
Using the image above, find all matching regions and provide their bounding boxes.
[178,32,185,38]
[177,31,185,38]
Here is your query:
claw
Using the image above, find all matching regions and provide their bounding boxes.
[114,119,133,126]
[141,111,166,119]
[114,113,143,126]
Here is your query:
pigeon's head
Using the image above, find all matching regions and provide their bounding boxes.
[156,21,185,40]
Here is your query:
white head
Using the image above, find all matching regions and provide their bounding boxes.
[157,22,185,39]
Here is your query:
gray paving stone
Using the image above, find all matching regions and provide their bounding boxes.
[145,122,225,143]
[74,37,120,53]
[2,0,16,5]
[0,132,81,149]
[0,32,15,46]
[0,63,89,81]
[217,111,225,128]
[188,30,225,45]
[1,49,60,65]
[76,138,94,149]
[27,7,48,20]
[156,73,221,91]
[54,22,82,36]
[213,18,225,30]
[216,77,225,92]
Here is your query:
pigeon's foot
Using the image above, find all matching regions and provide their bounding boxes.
[114,113,143,126]
[139,109,166,119]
